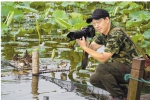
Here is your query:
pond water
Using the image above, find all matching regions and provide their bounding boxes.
[1,59,109,100]
[1,31,110,100]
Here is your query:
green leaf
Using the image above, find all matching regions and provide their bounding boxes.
[74,23,88,30]
[15,5,38,13]
[140,40,150,48]
[14,9,24,21]
[55,18,72,29]
[27,28,34,34]
[128,2,142,10]
[118,2,130,9]
[143,29,150,39]
[69,12,83,19]
[52,10,68,19]
[1,22,8,34]
[132,34,143,43]
[69,17,85,25]
[126,20,142,28]
[1,3,15,16]
[5,11,14,26]
[30,2,46,11]
[129,11,150,22]
[48,17,56,25]
[16,28,27,36]
[41,23,51,29]
[141,21,150,30]
[61,2,75,7]
[51,49,56,60]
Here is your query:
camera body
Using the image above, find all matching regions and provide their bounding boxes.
[67,25,95,41]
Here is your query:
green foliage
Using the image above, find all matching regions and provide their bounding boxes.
[55,18,72,29]
[1,1,150,55]
[52,10,68,19]
[15,5,38,13]
[5,11,14,26]
[1,22,8,34]
[30,2,46,11]
[143,29,150,39]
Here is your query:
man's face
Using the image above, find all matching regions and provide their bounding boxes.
[92,17,110,35]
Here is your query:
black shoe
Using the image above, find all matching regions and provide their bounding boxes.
[120,86,128,97]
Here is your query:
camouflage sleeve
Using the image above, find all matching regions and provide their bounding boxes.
[104,30,124,54]
[94,35,104,45]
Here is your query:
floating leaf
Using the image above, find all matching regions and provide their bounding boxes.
[51,90,57,92]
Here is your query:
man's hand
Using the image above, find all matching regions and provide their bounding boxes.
[76,36,113,63]
[76,36,87,49]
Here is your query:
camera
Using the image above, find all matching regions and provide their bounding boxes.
[67,25,95,41]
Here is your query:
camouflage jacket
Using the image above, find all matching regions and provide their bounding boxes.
[94,23,138,65]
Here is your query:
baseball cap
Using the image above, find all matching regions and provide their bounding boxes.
[86,9,109,23]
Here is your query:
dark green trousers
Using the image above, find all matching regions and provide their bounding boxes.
[90,62,131,97]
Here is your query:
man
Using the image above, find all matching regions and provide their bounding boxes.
[76,9,138,100]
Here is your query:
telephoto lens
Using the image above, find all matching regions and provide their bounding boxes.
[67,25,95,41]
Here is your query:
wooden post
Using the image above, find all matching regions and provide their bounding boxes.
[127,57,145,100]
[31,75,39,95]
[32,51,39,75]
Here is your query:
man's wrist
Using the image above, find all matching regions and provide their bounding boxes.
[82,46,88,50]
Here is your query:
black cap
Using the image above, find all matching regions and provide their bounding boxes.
[86,9,109,23]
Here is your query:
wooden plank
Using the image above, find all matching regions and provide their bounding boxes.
[127,58,145,100]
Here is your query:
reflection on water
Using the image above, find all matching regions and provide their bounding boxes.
[2,65,150,100]
[1,66,109,100]
[31,76,39,96]
[39,74,109,100]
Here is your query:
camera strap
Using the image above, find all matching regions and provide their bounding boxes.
[81,40,93,69]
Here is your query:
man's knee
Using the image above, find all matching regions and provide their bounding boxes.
[90,73,99,84]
